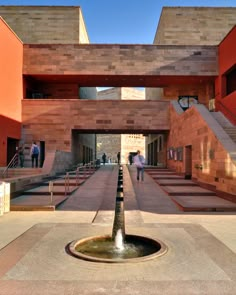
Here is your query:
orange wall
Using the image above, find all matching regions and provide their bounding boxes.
[216,26,236,124]
[0,18,23,165]
[219,26,236,74]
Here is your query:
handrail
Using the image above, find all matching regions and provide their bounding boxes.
[64,172,70,197]
[62,161,97,195]
[1,153,19,178]
[216,100,236,125]
[76,167,80,186]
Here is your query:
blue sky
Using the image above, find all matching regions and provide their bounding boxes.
[1,0,236,44]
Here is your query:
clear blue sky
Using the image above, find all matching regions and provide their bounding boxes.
[1,0,236,43]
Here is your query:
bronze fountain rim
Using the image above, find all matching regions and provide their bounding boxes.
[68,234,168,263]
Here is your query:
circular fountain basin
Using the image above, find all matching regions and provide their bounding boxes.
[68,234,168,263]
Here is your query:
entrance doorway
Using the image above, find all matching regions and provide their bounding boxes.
[7,137,18,165]
[40,141,45,168]
[185,145,192,179]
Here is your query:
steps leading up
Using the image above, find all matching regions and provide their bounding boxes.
[211,111,236,143]
[10,167,98,211]
[145,168,236,212]
[10,194,68,211]
[171,195,236,212]
[223,127,236,143]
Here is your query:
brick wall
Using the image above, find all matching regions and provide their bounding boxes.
[146,83,214,108]
[0,6,83,44]
[22,99,170,152]
[23,44,218,77]
[155,7,236,45]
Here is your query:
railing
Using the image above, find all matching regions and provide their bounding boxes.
[1,153,19,179]
[216,100,236,125]
[63,160,98,197]
[64,172,70,197]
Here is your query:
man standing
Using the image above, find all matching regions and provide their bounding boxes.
[30,142,40,168]
[133,150,145,181]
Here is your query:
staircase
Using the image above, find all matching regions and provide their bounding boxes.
[145,168,236,212]
[223,127,236,143]
[10,165,98,211]
[211,111,236,143]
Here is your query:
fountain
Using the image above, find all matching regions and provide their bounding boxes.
[68,165,168,263]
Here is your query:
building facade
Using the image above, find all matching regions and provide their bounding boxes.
[0,6,235,198]
[97,87,145,164]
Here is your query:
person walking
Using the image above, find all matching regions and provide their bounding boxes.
[128,152,133,165]
[133,150,145,181]
[30,142,40,168]
[117,152,121,165]
[18,145,25,168]
[102,153,106,165]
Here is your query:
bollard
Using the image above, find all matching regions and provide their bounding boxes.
[3,182,10,213]
[0,182,4,216]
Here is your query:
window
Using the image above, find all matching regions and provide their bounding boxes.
[226,65,236,95]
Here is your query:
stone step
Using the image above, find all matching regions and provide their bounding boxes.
[22,185,78,196]
[155,179,199,186]
[162,185,217,196]
[42,179,85,186]
[150,175,184,180]
[2,168,42,178]
[10,194,68,211]
[171,195,236,212]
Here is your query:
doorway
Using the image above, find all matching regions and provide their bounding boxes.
[7,137,18,165]
[40,141,45,167]
[185,145,192,179]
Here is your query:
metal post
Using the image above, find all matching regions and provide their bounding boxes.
[76,167,80,187]
[49,181,53,204]
[65,172,70,196]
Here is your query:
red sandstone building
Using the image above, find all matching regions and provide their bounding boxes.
[0,6,235,199]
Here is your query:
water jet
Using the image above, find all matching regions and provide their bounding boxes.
[68,165,168,263]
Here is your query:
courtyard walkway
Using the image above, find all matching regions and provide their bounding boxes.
[0,165,235,295]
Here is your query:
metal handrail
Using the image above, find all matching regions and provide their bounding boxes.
[76,167,80,186]
[1,153,19,178]
[216,100,236,125]
[64,172,70,197]
[62,162,97,195]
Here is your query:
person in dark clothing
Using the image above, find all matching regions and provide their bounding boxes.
[128,152,133,165]
[18,145,25,168]
[30,142,40,168]
[102,153,106,165]
[117,152,121,164]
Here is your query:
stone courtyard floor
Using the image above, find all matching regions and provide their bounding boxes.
[0,165,235,295]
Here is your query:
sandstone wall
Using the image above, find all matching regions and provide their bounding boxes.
[21,98,167,155]
[154,7,236,45]
[23,44,218,77]
[168,102,236,197]
[0,6,84,44]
